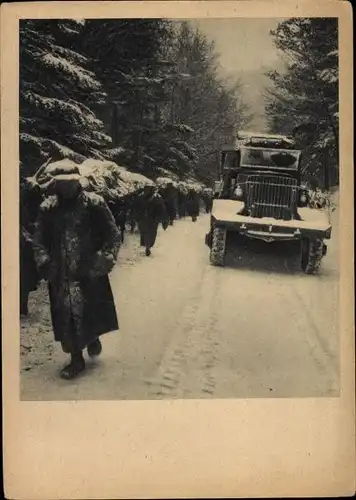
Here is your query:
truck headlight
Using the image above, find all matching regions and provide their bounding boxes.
[234,184,244,200]
[299,189,309,207]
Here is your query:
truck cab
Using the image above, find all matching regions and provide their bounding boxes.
[207,131,331,273]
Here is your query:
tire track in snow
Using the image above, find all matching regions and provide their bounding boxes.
[145,265,222,399]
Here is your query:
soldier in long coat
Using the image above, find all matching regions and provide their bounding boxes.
[20,179,42,315]
[177,189,187,218]
[134,185,168,256]
[186,188,200,222]
[33,174,121,380]
[201,188,213,213]
[159,182,177,226]
[19,157,60,316]
[108,193,135,244]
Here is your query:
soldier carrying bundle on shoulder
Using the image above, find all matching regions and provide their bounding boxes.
[32,164,121,380]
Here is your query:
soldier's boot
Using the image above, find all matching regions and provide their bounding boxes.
[60,351,86,380]
[87,338,102,358]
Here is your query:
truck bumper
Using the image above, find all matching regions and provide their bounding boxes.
[211,214,331,242]
[211,200,332,241]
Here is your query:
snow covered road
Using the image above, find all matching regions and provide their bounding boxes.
[20,205,339,400]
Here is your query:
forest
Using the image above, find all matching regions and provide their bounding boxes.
[20,19,250,186]
[20,18,339,189]
[265,17,339,189]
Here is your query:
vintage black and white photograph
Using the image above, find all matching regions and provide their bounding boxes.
[19,16,340,401]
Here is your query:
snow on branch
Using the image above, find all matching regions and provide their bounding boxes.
[20,133,87,163]
[70,131,112,148]
[172,123,195,134]
[327,49,338,58]
[103,147,127,160]
[51,43,89,66]
[41,53,101,90]
[168,146,192,164]
[317,68,338,84]
[23,91,104,130]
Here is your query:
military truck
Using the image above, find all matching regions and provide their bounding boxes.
[205,131,332,274]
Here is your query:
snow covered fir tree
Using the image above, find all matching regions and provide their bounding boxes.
[20,20,111,177]
[265,17,339,188]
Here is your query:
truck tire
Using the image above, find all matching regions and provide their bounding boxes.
[205,230,212,248]
[301,238,324,274]
[210,226,227,266]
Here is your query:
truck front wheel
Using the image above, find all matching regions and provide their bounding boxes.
[205,230,212,248]
[210,226,227,266]
[301,237,324,274]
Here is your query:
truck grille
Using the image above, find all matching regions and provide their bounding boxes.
[245,175,298,220]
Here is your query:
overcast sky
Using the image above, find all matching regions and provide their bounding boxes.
[191,18,284,75]
[189,18,287,130]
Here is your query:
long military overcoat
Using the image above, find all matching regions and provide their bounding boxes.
[33,191,121,353]
[134,191,168,249]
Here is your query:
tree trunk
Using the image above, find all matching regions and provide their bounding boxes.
[111,103,119,146]
[324,147,330,191]
[171,85,175,124]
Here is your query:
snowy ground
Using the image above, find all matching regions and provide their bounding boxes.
[20,196,339,400]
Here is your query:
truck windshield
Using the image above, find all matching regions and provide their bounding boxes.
[240,146,300,170]
[222,151,239,169]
